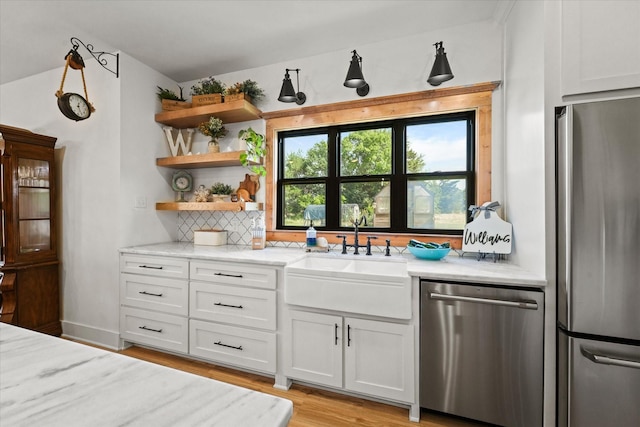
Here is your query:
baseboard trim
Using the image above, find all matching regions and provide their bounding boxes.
[61,320,120,350]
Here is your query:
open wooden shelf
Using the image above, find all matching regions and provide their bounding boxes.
[156,201,263,211]
[156,150,249,169]
[155,100,262,128]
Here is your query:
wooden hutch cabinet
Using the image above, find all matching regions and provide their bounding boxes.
[0,125,61,336]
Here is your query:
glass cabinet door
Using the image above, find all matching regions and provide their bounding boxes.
[17,158,51,254]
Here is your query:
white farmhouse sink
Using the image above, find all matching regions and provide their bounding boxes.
[284,254,411,319]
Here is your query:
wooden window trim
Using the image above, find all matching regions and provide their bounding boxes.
[263,81,500,249]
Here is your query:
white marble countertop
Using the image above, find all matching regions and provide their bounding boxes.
[120,242,546,287]
[0,323,292,427]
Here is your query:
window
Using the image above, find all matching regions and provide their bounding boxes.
[276,111,475,235]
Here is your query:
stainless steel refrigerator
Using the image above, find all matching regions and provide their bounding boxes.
[557,97,640,427]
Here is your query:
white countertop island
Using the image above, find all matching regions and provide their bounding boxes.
[0,323,292,427]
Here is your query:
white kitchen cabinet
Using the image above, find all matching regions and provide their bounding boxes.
[119,255,278,374]
[344,317,414,402]
[190,319,276,373]
[283,309,414,403]
[284,310,343,388]
[119,254,189,353]
[120,306,188,353]
[188,260,278,374]
[561,0,640,96]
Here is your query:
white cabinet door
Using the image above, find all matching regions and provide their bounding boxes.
[190,282,276,330]
[283,310,343,388]
[344,317,414,402]
[562,0,640,96]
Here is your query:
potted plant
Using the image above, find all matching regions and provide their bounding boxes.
[156,86,190,110]
[238,127,266,176]
[190,76,226,107]
[224,79,265,104]
[209,182,234,202]
[197,117,228,153]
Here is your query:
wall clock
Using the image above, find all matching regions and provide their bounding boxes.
[171,170,193,202]
[57,92,92,121]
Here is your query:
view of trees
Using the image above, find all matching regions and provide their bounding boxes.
[282,129,467,228]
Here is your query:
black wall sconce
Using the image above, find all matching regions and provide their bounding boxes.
[343,50,370,97]
[427,41,454,86]
[278,68,306,105]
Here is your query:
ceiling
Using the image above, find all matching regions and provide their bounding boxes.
[0,0,503,86]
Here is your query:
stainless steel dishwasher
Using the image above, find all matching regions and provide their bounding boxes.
[420,280,544,427]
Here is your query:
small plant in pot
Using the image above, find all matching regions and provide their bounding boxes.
[225,79,265,103]
[191,76,226,107]
[157,86,185,101]
[157,86,190,110]
[238,127,266,177]
[198,117,228,153]
[209,182,234,202]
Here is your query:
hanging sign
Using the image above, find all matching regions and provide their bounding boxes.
[462,201,513,254]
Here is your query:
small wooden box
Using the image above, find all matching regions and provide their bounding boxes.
[194,229,228,246]
[161,99,192,111]
[224,93,252,103]
[191,94,223,107]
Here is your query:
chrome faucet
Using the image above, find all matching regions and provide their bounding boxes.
[337,216,374,255]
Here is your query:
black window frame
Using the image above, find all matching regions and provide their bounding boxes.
[276,110,476,235]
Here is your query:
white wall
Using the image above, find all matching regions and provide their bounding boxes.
[503,1,546,276]
[1,52,179,348]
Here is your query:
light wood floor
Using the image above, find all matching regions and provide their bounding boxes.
[119,345,485,427]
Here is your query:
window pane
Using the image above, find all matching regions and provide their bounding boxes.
[340,128,392,176]
[406,121,467,173]
[407,179,467,230]
[283,134,328,178]
[340,181,389,228]
[283,183,326,226]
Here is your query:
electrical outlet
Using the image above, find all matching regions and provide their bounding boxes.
[134,196,147,209]
[230,219,239,231]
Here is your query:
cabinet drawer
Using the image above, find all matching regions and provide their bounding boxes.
[120,254,188,279]
[120,273,188,316]
[190,261,276,290]
[190,282,276,330]
[120,307,188,353]
[189,319,276,373]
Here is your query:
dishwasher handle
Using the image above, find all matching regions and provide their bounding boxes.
[429,292,539,310]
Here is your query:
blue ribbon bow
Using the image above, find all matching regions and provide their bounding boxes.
[469,201,501,219]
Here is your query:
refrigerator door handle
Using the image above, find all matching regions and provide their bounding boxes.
[581,347,640,370]
[429,292,538,310]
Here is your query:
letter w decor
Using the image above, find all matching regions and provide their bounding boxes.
[163,127,194,156]
[462,201,512,255]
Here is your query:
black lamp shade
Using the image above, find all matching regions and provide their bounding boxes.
[427,42,454,86]
[278,69,306,105]
[344,52,366,88]
[278,74,298,102]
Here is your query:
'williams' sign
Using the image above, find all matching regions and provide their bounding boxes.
[462,201,513,255]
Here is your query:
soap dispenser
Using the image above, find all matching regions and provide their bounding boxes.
[306,221,317,247]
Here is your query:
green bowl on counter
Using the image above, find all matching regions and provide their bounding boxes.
[406,245,451,260]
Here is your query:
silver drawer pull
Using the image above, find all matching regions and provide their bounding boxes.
[214,272,243,278]
[429,292,538,310]
[139,325,162,333]
[139,291,163,297]
[214,341,243,351]
[139,265,163,270]
[214,302,243,309]
[581,347,640,370]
